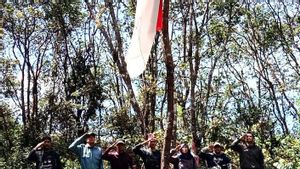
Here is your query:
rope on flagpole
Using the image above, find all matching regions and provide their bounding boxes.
[0,1,3,58]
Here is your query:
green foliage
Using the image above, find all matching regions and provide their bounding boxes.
[107,109,137,136]
[43,2,83,31]
[266,135,300,169]
[0,104,30,168]
[1,1,300,168]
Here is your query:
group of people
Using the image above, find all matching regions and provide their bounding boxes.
[27,132,265,169]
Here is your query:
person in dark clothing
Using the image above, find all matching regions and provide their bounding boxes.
[133,134,161,169]
[170,143,197,169]
[102,140,136,169]
[230,132,264,169]
[199,142,231,169]
[27,135,63,169]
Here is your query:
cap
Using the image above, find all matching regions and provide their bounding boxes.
[115,140,125,145]
[213,142,222,147]
[86,132,96,137]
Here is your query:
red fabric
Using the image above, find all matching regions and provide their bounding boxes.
[156,0,163,31]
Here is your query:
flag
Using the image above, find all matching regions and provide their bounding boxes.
[156,0,163,32]
[125,0,163,78]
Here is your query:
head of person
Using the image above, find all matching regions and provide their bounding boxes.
[179,143,190,154]
[116,140,125,153]
[41,135,52,150]
[213,142,223,154]
[148,138,157,150]
[86,132,96,146]
[245,132,255,144]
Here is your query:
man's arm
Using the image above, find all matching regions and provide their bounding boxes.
[133,140,150,159]
[55,153,63,169]
[258,148,265,169]
[27,141,44,161]
[198,146,211,160]
[170,144,180,156]
[169,145,180,164]
[102,143,116,161]
[170,145,180,165]
[68,133,87,155]
[230,135,244,153]
[27,149,37,162]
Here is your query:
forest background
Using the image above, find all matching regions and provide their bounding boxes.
[0,0,300,169]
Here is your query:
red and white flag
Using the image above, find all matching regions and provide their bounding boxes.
[125,0,163,78]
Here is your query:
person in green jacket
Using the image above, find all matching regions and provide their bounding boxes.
[69,132,103,169]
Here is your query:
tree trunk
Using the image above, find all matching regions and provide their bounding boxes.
[161,0,175,168]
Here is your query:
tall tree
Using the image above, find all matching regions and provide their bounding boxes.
[160,0,175,168]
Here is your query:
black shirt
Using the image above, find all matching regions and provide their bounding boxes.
[102,151,134,169]
[199,152,231,169]
[133,144,161,169]
[230,140,264,169]
[27,149,63,169]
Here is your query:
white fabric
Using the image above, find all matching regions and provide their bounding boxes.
[125,0,160,78]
